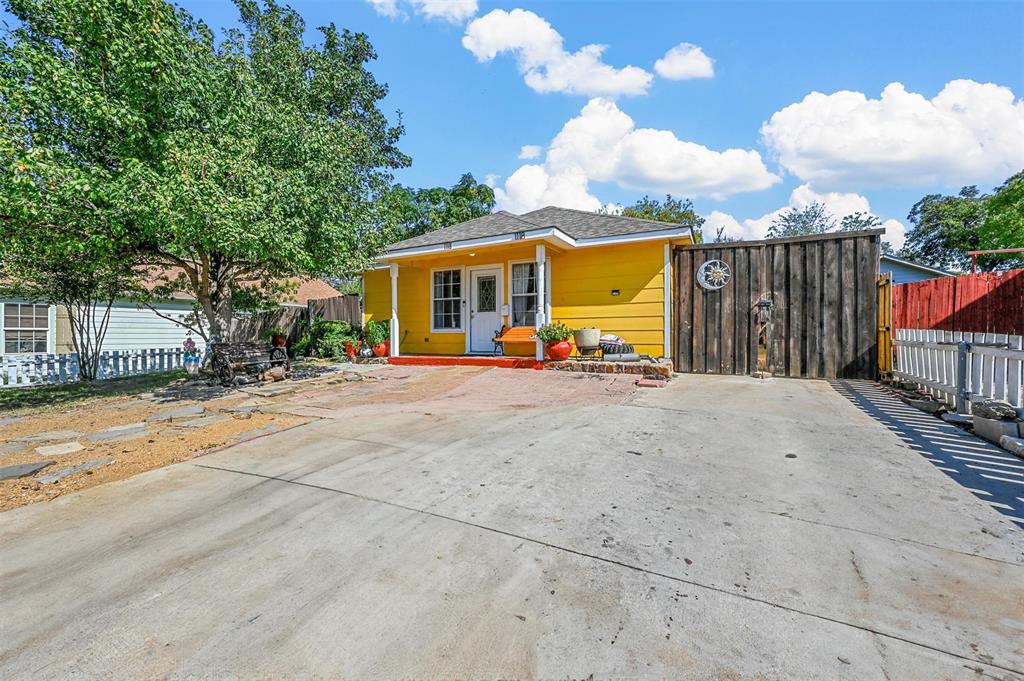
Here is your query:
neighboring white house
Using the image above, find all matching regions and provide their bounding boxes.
[879,254,953,285]
[0,279,341,357]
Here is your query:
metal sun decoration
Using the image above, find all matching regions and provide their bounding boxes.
[696,259,732,290]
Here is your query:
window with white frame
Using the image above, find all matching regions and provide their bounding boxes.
[431,269,462,331]
[3,303,49,354]
[511,262,537,327]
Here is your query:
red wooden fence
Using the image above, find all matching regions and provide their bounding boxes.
[892,269,1024,335]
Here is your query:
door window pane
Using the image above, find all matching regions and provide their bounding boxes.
[477,276,496,312]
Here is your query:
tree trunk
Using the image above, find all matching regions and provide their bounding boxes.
[64,298,114,381]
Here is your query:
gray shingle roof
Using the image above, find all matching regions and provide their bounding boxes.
[386,206,689,252]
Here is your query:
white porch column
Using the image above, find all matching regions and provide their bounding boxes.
[663,242,671,359]
[389,263,400,358]
[535,243,546,361]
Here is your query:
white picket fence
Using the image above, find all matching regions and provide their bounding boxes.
[893,329,1024,413]
[0,347,197,388]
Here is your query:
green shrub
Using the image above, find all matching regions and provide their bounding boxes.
[364,319,389,346]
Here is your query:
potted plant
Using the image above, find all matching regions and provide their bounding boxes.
[537,321,574,360]
[365,320,390,357]
[264,325,287,348]
[343,337,361,359]
[182,335,202,377]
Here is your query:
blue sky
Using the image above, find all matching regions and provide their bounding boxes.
[11,1,1024,245]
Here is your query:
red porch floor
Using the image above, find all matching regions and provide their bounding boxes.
[387,355,544,369]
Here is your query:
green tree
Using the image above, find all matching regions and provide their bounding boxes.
[1,0,409,343]
[395,173,495,237]
[901,186,994,271]
[979,171,1024,267]
[766,203,835,238]
[618,195,706,240]
[1,239,139,379]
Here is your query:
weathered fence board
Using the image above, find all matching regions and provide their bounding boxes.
[674,229,882,379]
[893,328,1024,411]
[0,347,191,388]
[892,269,1023,335]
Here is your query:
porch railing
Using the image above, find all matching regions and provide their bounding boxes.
[892,329,1024,413]
[0,347,198,388]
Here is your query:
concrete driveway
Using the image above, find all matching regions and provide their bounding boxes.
[2,368,1023,680]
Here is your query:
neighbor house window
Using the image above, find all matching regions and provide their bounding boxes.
[432,269,462,331]
[3,303,49,354]
[511,262,537,327]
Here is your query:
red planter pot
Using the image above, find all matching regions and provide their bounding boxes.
[344,341,359,358]
[272,334,287,348]
[372,342,389,358]
[545,340,573,361]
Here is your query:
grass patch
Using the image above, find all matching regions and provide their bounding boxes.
[0,370,186,414]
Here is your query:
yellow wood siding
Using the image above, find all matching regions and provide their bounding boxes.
[364,239,677,357]
[550,241,666,356]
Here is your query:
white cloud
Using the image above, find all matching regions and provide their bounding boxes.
[366,0,477,23]
[462,9,653,97]
[761,79,1024,189]
[705,184,907,249]
[654,43,714,80]
[493,98,779,212]
[518,144,542,160]
[366,0,401,18]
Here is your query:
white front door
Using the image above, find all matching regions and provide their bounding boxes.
[469,268,501,353]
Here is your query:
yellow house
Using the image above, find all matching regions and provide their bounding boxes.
[362,206,694,361]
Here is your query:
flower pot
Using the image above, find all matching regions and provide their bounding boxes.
[344,341,358,359]
[372,342,388,357]
[271,334,287,348]
[573,328,600,350]
[545,340,573,361]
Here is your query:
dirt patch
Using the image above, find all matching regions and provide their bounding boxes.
[0,390,309,512]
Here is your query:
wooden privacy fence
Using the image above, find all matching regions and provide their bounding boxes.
[0,347,194,388]
[308,294,360,324]
[893,329,1023,413]
[675,229,881,379]
[892,269,1023,335]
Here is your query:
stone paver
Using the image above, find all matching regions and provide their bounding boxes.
[145,405,206,423]
[174,415,230,428]
[34,442,85,457]
[0,460,54,481]
[0,416,26,426]
[86,426,149,443]
[36,458,115,485]
[239,384,296,397]
[0,442,27,455]
[1001,435,1024,458]
[15,430,83,442]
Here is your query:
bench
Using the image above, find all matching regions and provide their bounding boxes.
[493,326,535,355]
[210,342,289,384]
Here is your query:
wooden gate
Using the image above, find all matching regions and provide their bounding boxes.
[878,272,893,378]
[674,229,882,379]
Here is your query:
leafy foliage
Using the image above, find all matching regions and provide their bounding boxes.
[536,321,572,343]
[394,173,495,237]
[1,0,409,344]
[617,195,706,241]
[979,171,1024,260]
[902,186,996,271]
[766,203,836,238]
[364,319,389,346]
[298,319,356,358]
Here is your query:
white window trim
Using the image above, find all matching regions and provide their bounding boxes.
[464,263,505,354]
[506,258,551,328]
[0,301,56,356]
[429,266,466,334]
